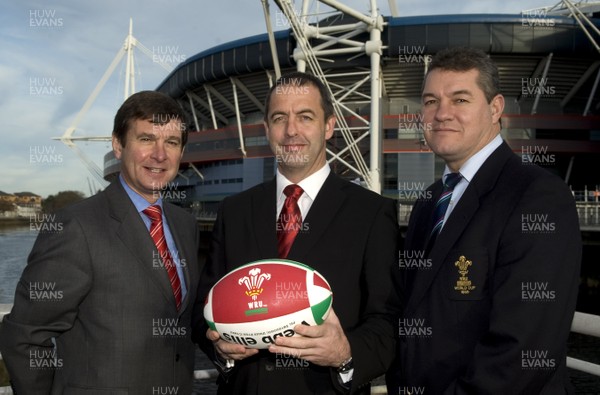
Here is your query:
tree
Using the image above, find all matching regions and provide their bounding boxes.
[42,191,85,213]
[0,200,15,213]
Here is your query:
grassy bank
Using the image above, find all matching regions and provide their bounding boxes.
[0,218,29,227]
[0,322,9,386]
[0,360,8,386]
[0,218,30,234]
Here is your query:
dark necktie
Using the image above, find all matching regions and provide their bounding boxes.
[429,173,462,241]
[277,184,304,259]
[143,205,182,310]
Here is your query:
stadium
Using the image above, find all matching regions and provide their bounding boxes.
[100,2,600,225]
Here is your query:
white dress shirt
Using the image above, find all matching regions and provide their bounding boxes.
[275,164,331,221]
[441,134,503,229]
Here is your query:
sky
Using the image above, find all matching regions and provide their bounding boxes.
[0,0,559,198]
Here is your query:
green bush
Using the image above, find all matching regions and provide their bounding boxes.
[0,359,9,386]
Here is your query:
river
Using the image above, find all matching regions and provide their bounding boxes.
[0,224,36,304]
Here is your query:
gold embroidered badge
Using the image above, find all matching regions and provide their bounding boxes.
[454,255,476,295]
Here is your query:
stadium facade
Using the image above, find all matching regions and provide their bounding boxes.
[104,11,600,222]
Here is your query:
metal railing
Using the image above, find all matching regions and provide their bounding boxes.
[396,199,600,229]
[1,304,599,394]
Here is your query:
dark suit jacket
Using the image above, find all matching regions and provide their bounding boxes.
[195,172,400,395]
[0,181,201,394]
[387,142,581,394]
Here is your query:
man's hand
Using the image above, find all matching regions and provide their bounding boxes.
[267,309,351,367]
[206,329,259,362]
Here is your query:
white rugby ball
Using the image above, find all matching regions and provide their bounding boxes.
[204,259,333,349]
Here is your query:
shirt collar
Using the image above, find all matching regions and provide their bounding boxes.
[119,174,163,213]
[443,134,503,183]
[276,163,331,202]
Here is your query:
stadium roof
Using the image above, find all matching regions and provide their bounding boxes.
[157,13,600,99]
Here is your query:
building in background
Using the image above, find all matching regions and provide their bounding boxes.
[102,10,600,227]
[0,191,42,218]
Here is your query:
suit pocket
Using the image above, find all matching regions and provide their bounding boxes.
[64,386,128,395]
[442,248,488,301]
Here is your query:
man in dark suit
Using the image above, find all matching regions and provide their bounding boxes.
[386,47,582,394]
[195,72,400,394]
[0,91,200,394]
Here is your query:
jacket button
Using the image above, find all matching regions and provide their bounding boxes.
[175,353,180,361]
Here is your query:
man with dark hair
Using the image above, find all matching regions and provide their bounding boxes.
[112,89,189,148]
[196,71,400,394]
[386,47,581,394]
[0,91,201,394]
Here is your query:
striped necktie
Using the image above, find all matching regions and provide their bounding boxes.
[429,173,462,241]
[143,205,182,310]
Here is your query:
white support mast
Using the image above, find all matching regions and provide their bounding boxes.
[124,19,136,100]
[269,0,385,192]
[53,19,174,190]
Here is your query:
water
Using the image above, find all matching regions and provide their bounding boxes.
[0,224,36,304]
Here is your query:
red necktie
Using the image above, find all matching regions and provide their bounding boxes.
[277,184,304,259]
[143,205,182,310]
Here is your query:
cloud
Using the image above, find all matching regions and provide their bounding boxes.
[0,65,22,108]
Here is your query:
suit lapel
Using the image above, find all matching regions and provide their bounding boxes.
[405,142,513,314]
[403,188,439,294]
[252,179,279,259]
[405,187,481,314]
[422,182,443,254]
[106,182,180,311]
[287,173,345,262]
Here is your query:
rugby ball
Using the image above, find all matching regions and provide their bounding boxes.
[204,259,333,349]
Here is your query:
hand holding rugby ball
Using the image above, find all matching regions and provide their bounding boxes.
[203,259,333,349]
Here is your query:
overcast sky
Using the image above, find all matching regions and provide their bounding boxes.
[0,0,558,198]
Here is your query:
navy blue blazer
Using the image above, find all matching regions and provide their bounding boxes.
[387,142,581,394]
